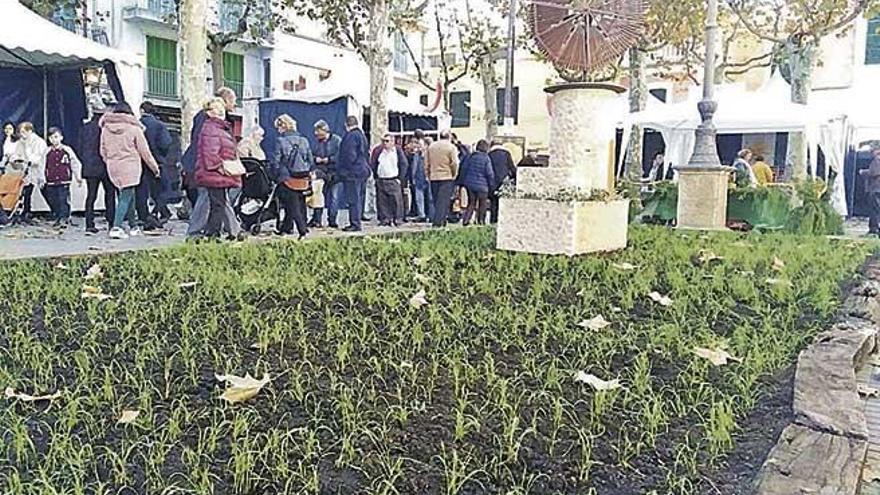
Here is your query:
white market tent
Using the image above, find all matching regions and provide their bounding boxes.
[621,74,848,215]
[0,0,143,212]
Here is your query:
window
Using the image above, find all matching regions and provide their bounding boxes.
[649,88,668,102]
[263,59,272,98]
[495,87,519,125]
[145,36,178,98]
[867,17,880,65]
[450,91,471,128]
[428,53,458,68]
[394,87,409,97]
[393,32,409,73]
[223,52,244,102]
[420,94,429,106]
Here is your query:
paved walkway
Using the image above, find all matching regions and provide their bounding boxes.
[0,217,432,261]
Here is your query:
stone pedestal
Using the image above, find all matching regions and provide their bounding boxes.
[676,167,732,230]
[495,83,629,256]
[497,198,630,256]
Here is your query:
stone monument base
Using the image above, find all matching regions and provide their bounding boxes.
[676,167,732,230]
[496,198,630,256]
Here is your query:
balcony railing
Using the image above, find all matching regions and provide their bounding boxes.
[224,79,244,104]
[52,17,111,46]
[146,67,178,100]
[124,0,176,24]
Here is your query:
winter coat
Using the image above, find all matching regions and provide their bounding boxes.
[863,158,880,193]
[1,135,17,169]
[311,133,341,183]
[181,109,208,178]
[12,134,48,187]
[407,151,429,190]
[194,116,241,189]
[44,145,82,185]
[271,130,314,184]
[460,151,496,194]
[370,145,408,182]
[99,112,159,189]
[337,128,371,180]
[426,140,459,181]
[79,118,108,179]
[488,147,516,191]
[140,113,173,167]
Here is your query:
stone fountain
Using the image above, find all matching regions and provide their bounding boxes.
[496,83,631,256]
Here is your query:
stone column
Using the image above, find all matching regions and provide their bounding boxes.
[675,0,732,230]
[517,83,624,196]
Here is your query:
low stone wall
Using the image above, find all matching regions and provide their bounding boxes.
[753,262,880,494]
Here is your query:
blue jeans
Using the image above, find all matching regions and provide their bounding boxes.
[114,187,137,229]
[413,186,428,219]
[43,184,71,221]
[318,181,344,226]
[344,179,366,230]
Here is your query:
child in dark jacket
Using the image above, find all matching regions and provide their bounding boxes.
[460,139,495,226]
[44,127,83,227]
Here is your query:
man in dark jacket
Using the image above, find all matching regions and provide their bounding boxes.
[337,116,371,232]
[139,101,173,228]
[370,134,408,226]
[862,148,880,236]
[309,120,342,228]
[488,141,517,224]
[79,109,116,233]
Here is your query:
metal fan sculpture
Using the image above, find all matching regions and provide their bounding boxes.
[529,0,647,74]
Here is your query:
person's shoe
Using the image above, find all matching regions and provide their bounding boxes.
[86,226,99,235]
[307,220,320,228]
[109,227,128,240]
[274,229,290,236]
[129,228,143,237]
[328,222,339,229]
[362,216,372,222]
[298,230,309,240]
[236,232,248,242]
[378,221,391,227]
[342,225,361,232]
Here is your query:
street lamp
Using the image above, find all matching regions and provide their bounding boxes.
[502,0,517,134]
[675,0,732,230]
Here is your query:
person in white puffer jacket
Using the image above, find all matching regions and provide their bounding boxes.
[10,122,48,222]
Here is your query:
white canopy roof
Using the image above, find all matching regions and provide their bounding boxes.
[0,0,141,68]
[281,74,440,118]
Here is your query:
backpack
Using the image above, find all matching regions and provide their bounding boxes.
[282,138,310,175]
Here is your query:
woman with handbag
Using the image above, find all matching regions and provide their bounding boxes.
[271,114,314,239]
[194,98,243,239]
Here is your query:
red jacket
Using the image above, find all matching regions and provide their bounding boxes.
[194,116,241,189]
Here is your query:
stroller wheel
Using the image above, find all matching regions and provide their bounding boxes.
[250,224,262,235]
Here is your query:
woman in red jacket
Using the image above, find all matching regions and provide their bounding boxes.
[194,98,241,239]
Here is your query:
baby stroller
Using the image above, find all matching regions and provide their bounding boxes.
[0,162,29,225]
[235,157,279,235]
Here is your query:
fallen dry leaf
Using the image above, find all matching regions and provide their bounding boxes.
[694,347,742,366]
[409,289,429,308]
[117,410,140,424]
[648,291,673,307]
[859,384,880,398]
[766,278,792,287]
[412,256,432,267]
[54,262,70,270]
[574,372,622,391]
[178,281,198,289]
[84,264,103,280]
[612,262,637,271]
[5,387,62,402]
[772,257,786,272]
[578,315,612,331]
[215,373,272,403]
[81,284,113,301]
[697,250,724,265]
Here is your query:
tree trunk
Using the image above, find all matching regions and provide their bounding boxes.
[180,0,208,150]
[625,46,647,182]
[366,0,391,217]
[786,40,814,181]
[481,56,498,141]
[368,0,391,147]
[210,43,225,94]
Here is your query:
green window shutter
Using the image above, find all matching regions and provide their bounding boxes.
[223,52,244,83]
[867,17,880,65]
[146,36,177,70]
[450,91,471,128]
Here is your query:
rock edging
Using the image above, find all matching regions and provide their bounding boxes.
[753,264,880,495]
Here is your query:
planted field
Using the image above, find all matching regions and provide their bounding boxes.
[0,227,873,495]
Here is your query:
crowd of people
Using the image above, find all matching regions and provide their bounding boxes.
[0,87,520,241]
